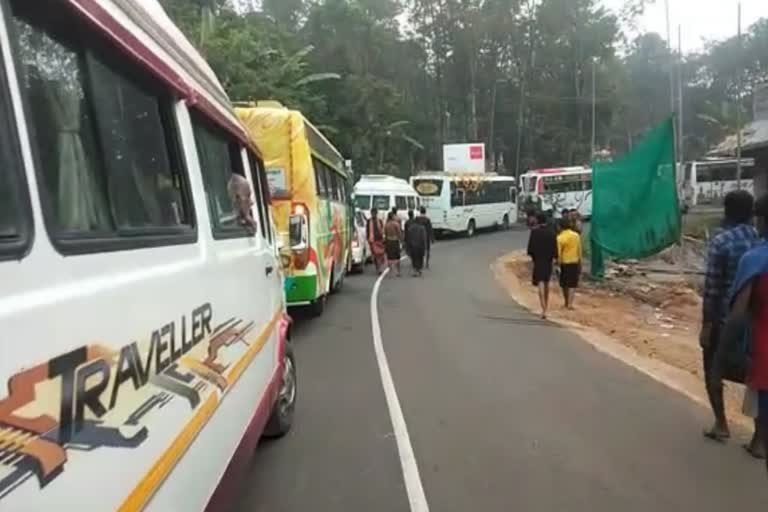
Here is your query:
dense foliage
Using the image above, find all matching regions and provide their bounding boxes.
[160,0,768,179]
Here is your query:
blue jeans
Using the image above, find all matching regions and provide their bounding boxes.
[760,391,768,423]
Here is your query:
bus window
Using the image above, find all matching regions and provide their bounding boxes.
[395,196,407,210]
[192,114,249,236]
[329,171,339,201]
[355,194,371,210]
[12,5,194,247]
[0,89,28,254]
[407,196,416,210]
[313,158,328,197]
[372,195,390,210]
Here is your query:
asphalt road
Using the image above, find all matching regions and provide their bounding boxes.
[235,229,768,511]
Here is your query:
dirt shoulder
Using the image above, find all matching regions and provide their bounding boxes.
[493,251,751,432]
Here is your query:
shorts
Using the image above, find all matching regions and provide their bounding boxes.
[532,260,553,286]
[559,263,580,289]
[385,240,401,261]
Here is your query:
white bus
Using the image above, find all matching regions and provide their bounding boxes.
[519,167,593,219]
[411,173,517,236]
[681,158,755,209]
[0,1,294,510]
[354,175,421,223]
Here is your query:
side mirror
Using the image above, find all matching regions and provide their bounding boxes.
[288,214,308,250]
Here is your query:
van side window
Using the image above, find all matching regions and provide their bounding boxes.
[395,196,407,210]
[407,196,416,210]
[0,60,31,257]
[191,113,250,238]
[247,150,271,244]
[10,3,194,252]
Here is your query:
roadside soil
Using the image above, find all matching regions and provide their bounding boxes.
[494,251,752,433]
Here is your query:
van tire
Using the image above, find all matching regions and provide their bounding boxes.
[466,219,476,238]
[309,295,326,317]
[263,343,297,438]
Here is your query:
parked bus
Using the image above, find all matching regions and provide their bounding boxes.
[0,1,295,510]
[354,175,421,223]
[411,173,517,237]
[238,102,352,316]
[519,167,592,219]
[681,158,755,209]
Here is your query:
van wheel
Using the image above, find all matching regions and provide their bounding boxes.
[263,344,296,438]
[502,214,510,230]
[309,295,326,317]
[466,219,476,238]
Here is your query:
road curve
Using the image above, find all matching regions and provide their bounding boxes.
[235,229,768,511]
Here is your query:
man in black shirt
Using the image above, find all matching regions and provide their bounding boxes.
[527,212,558,319]
[415,207,434,269]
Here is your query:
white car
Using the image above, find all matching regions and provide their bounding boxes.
[350,210,370,273]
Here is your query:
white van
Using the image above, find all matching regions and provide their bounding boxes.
[0,1,295,510]
[353,175,421,222]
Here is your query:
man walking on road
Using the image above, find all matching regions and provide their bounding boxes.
[700,190,760,444]
[528,212,558,319]
[556,217,581,310]
[721,194,768,468]
[405,210,427,276]
[415,206,434,269]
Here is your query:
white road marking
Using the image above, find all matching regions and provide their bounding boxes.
[371,266,430,512]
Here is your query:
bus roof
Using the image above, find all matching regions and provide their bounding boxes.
[236,101,346,176]
[354,175,417,194]
[692,157,755,167]
[524,166,590,175]
[76,0,255,152]
[412,172,515,182]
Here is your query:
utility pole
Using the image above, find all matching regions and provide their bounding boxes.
[591,59,597,160]
[736,1,744,189]
[677,25,684,184]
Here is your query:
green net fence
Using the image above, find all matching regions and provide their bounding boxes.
[590,117,681,277]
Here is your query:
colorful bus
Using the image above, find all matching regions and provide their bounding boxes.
[238,102,352,316]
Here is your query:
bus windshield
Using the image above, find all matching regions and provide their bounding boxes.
[355,194,371,209]
[412,179,444,197]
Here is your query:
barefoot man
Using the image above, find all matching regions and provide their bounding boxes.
[556,216,582,310]
[527,213,557,318]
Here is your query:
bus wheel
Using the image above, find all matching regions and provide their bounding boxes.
[502,214,510,230]
[309,294,326,317]
[466,219,476,238]
[263,343,297,438]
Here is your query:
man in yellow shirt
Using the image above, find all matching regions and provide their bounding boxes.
[557,218,582,309]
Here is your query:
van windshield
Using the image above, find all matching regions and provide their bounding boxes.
[355,194,371,209]
[372,195,390,210]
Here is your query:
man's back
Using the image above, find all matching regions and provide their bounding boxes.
[557,228,581,264]
[415,216,433,243]
[406,221,427,250]
[703,223,759,325]
[528,226,557,263]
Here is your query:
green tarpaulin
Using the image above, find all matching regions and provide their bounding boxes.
[590,117,681,277]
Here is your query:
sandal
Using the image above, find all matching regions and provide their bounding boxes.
[743,444,766,460]
[702,428,730,443]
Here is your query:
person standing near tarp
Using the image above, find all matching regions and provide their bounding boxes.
[527,212,558,319]
[700,190,760,444]
[557,217,582,310]
[720,194,768,470]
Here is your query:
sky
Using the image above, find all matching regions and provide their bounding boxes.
[602,0,765,53]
